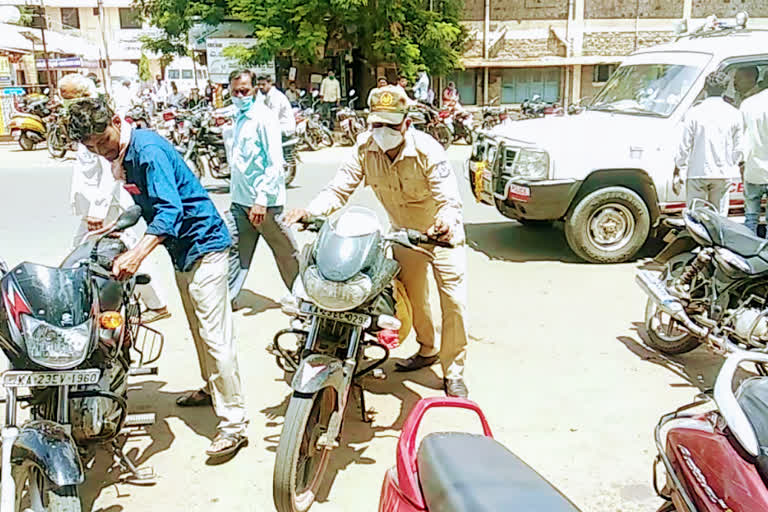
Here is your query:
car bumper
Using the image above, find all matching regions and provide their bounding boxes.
[493,178,581,220]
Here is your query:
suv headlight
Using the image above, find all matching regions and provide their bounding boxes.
[302,265,373,312]
[22,315,92,369]
[514,149,550,180]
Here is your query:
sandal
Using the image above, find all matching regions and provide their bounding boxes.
[206,432,248,458]
[176,389,212,407]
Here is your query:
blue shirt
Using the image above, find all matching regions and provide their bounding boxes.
[225,100,285,208]
[123,129,231,272]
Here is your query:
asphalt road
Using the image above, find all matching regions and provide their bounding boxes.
[0,140,724,512]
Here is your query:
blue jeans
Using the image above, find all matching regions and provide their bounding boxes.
[744,182,768,235]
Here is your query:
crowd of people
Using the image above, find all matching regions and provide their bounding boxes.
[57,69,468,464]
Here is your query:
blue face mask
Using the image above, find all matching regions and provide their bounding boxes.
[232,95,254,112]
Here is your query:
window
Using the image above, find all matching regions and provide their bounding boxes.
[61,8,80,29]
[445,69,477,105]
[593,64,617,84]
[501,67,560,104]
[28,6,45,29]
[182,70,193,80]
[118,8,142,29]
[722,60,768,107]
[167,70,180,80]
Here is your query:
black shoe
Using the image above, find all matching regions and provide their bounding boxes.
[444,378,468,398]
[395,353,439,372]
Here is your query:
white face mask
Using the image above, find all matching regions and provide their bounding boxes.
[372,126,404,152]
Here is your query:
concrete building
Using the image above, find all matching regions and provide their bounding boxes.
[456,0,768,107]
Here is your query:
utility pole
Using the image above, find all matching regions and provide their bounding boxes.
[96,0,111,93]
[38,0,54,93]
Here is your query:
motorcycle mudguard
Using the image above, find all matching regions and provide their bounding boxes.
[11,420,84,487]
[655,231,697,265]
[291,354,345,395]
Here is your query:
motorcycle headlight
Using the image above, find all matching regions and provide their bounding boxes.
[21,315,92,369]
[513,149,549,180]
[302,265,373,312]
[683,210,712,245]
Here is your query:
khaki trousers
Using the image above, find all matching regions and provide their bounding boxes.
[392,244,468,380]
[174,251,247,436]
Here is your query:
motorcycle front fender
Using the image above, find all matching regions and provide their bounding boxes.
[11,420,84,487]
[291,354,345,395]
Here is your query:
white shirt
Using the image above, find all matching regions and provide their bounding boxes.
[70,143,133,219]
[320,77,341,103]
[260,87,296,135]
[674,96,743,179]
[113,85,133,116]
[741,89,768,184]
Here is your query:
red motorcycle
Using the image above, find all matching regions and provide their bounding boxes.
[654,347,768,511]
[378,397,580,512]
[438,107,474,145]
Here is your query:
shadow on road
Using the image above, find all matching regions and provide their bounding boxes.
[465,222,581,263]
[259,361,443,504]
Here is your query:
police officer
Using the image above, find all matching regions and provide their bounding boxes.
[284,86,469,397]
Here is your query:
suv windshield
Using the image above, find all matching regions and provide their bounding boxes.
[590,63,703,117]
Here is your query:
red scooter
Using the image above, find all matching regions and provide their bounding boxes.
[655,346,768,511]
[378,397,580,511]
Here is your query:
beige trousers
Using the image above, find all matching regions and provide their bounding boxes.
[392,244,468,380]
[174,251,247,436]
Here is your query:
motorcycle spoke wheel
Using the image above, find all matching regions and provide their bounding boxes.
[13,467,82,512]
[274,387,336,512]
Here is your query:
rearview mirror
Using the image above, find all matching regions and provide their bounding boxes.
[311,90,319,98]
[349,89,356,97]
[114,205,142,231]
[300,90,306,97]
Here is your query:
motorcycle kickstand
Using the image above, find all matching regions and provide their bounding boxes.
[354,383,373,423]
[110,439,156,486]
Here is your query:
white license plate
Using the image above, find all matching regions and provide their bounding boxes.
[3,369,100,388]
[301,304,371,328]
[508,184,531,202]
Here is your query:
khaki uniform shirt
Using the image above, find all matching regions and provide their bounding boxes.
[308,129,464,243]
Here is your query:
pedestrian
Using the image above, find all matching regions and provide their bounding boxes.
[67,99,248,460]
[226,69,300,300]
[413,70,430,104]
[731,66,760,107]
[113,79,132,117]
[284,86,469,398]
[257,75,296,136]
[168,81,185,108]
[442,82,460,109]
[368,77,389,104]
[741,83,768,235]
[673,71,742,216]
[319,69,341,130]
[285,81,300,107]
[59,74,170,324]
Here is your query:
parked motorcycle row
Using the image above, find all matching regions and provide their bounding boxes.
[9,94,76,159]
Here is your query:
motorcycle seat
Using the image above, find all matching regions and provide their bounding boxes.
[417,433,580,512]
[699,212,768,258]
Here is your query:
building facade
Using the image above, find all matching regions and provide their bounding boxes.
[456,0,768,107]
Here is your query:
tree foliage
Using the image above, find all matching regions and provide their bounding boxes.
[136,0,467,78]
[138,53,152,81]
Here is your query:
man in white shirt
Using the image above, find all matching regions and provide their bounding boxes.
[319,69,341,130]
[741,86,768,234]
[674,71,743,216]
[257,75,296,135]
[113,80,133,117]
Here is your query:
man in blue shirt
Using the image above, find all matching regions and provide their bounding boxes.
[67,99,248,461]
[226,69,299,299]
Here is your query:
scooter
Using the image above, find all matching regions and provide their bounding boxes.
[378,397,581,511]
[8,112,46,151]
[654,343,768,511]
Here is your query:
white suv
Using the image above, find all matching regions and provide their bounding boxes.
[468,23,768,263]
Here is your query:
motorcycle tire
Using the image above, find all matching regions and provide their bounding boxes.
[285,163,296,186]
[19,132,36,151]
[273,388,336,512]
[320,128,334,148]
[464,129,474,145]
[47,128,67,159]
[13,466,82,512]
[305,133,321,152]
[644,252,701,354]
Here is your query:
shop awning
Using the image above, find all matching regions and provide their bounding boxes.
[461,55,625,68]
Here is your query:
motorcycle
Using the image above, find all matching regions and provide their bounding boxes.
[9,97,51,152]
[439,107,474,145]
[336,91,365,146]
[379,397,581,512]
[298,103,334,151]
[270,206,451,512]
[637,199,768,357]
[409,103,452,149]
[178,108,230,180]
[521,95,563,119]
[282,133,300,187]
[125,102,152,129]
[0,206,163,512]
[46,108,77,159]
[654,344,768,511]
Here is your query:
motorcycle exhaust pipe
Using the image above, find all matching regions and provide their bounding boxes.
[636,270,708,338]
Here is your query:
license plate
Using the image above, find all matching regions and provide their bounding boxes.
[301,304,371,328]
[3,369,100,388]
[508,184,531,202]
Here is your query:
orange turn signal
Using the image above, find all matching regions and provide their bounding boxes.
[100,311,124,329]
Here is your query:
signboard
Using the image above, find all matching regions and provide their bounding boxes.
[206,38,274,84]
[36,57,81,70]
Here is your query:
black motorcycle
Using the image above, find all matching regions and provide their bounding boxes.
[125,102,152,129]
[637,199,768,357]
[409,103,452,148]
[336,92,365,146]
[270,206,451,512]
[0,206,163,512]
[179,109,230,180]
[282,133,300,186]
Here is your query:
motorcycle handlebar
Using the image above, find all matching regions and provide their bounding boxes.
[406,229,454,248]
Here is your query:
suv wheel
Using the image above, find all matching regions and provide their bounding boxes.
[565,186,650,263]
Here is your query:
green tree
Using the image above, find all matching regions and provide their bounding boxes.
[138,53,152,82]
[136,0,467,78]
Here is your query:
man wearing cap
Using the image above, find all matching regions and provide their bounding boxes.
[284,86,469,398]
